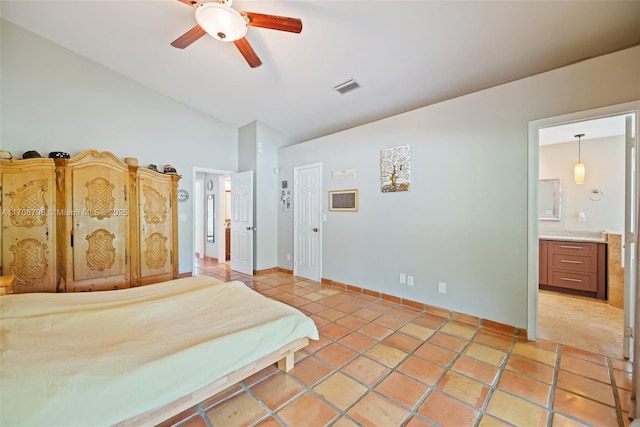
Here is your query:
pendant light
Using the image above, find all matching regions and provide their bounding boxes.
[574,133,585,184]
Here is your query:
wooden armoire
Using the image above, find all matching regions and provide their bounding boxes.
[1,150,180,293]
[0,158,57,293]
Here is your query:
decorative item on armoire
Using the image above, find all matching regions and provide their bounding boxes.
[380,145,411,192]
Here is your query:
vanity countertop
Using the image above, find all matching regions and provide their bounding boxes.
[539,231,608,244]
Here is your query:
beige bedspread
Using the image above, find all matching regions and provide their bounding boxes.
[0,276,318,426]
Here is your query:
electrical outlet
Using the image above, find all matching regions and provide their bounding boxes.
[286,253,291,261]
[407,276,414,286]
[438,281,447,294]
[399,273,406,284]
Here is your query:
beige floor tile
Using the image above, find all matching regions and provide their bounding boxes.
[334,302,362,314]
[440,322,477,340]
[375,371,428,410]
[614,367,633,391]
[352,307,384,321]
[288,356,332,387]
[437,371,489,408]
[389,307,421,322]
[251,372,304,410]
[417,390,479,427]
[428,331,468,352]
[383,332,422,353]
[277,393,337,426]
[399,323,435,340]
[538,290,623,359]
[335,314,368,330]
[398,355,445,386]
[359,322,394,340]
[553,389,619,426]
[318,322,352,340]
[550,413,591,426]
[451,355,499,385]
[338,331,377,353]
[314,372,367,410]
[560,344,608,365]
[512,341,557,366]
[412,313,448,329]
[405,415,438,426]
[486,390,549,427]
[414,342,457,367]
[496,370,550,407]
[472,330,514,352]
[315,342,358,368]
[463,343,506,366]
[253,417,281,427]
[205,393,266,427]
[504,354,555,384]
[365,343,408,368]
[374,314,407,330]
[477,414,513,427]
[559,354,611,384]
[318,308,348,321]
[330,415,361,427]
[556,370,615,406]
[348,392,410,426]
[342,356,390,386]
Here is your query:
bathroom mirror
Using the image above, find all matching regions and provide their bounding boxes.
[206,194,215,243]
[539,178,561,221]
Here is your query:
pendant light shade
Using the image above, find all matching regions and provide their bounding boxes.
[574,133,585,184]
[574,161,585,184]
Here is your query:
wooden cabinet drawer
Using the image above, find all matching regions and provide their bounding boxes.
[548,252,596,272]
[548,269,598,292]
[548,241,597,255]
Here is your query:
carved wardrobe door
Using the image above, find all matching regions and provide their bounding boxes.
[135,168,175,285]
[65,151,130,292]
[0,159,57,293]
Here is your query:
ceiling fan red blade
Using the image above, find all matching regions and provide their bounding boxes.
[242,12,303,33]
[233,37,262,68]
[171,25,207,49]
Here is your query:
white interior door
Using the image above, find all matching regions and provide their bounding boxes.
[294,163,321,281]
[230,170,253,275]
[625,113,638,359]
[194,180,204,259]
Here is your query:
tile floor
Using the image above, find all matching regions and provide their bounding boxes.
[160,259,634,427]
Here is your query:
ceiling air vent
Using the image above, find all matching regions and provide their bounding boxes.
[333,79,360,95]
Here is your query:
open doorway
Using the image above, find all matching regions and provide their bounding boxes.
[192,168,233,274]
[538,115,627,358]
[527,101,640,360]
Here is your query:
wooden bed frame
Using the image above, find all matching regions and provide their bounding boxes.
[116,337,309,426]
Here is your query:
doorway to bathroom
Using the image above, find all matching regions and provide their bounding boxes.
[527,101,639,359]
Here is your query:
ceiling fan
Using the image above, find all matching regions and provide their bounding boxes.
[171,0,303,68]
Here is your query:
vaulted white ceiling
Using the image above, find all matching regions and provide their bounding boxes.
[2,0,640,143]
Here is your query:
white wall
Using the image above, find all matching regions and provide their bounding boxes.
[540,136,625,234]
[1,20,238,274]
[238,121,294,270]
[278,46,640,329]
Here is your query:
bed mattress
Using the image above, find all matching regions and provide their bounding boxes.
[0,276,318,426]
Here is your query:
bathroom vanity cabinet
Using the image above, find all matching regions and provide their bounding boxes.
[539,239,607,300]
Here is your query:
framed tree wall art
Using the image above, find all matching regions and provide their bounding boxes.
[380,145,411,192]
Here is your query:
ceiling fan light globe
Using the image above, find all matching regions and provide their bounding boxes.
[195,2,247,42]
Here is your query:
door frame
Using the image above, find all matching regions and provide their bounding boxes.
[191,167,233,273]
[293,162,322,281]
[527,100,640,342]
